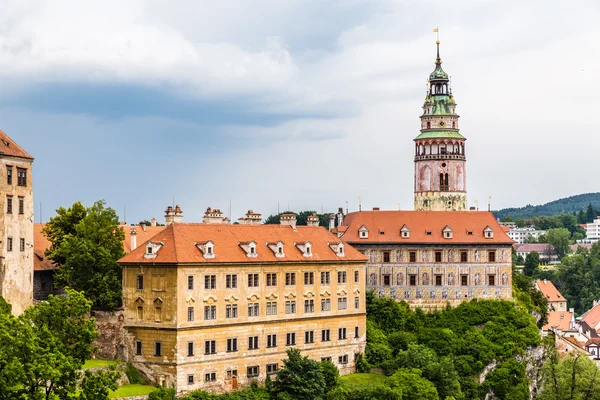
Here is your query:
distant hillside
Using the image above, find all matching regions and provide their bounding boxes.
[494,193,600,220]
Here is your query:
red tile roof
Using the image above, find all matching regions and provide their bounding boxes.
[123,225,166,253]
[0,130,33,160]
[544,311,572,331]
[33,224,57,271]
[581,304,600,329]
[339,211,513,244]
[535,280,565,303]
[119,223,367,264]
[514,244,555,253]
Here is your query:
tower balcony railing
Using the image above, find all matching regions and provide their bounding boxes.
[414,154,465,161]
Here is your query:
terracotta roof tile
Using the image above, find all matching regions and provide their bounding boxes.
[119,223,367,264]
[123,225,166,253]
[33,224,56,271]
[581,304,600,328]
[535,280,565,303]
[0,130,33,160]
[544,311,572,331]
[515,244,555,253]
[340,211,513,244]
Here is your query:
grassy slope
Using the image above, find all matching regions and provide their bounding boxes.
[340,373,388,390]
[109,384,157,398]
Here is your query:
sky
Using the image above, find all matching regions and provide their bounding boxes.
[0,0,598,224]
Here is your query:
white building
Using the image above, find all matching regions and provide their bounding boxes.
[507,227,547,244]
[586,217,600,243]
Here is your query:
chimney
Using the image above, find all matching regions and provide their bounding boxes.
[173,205,183,224]
[469,207,476,211]
[151,218,157,227]
[280,213,297,229]
[130,228,137,251]
[165,206,175,225]
[140,222,147,232]
[337,207,344,227]
[328,213,335,232]
[373,207,380,211]
[307,213,319,227]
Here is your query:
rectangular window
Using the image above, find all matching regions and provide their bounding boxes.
[248,303,259,317]
[205,372,216,382]
[354,297,360,309]
[187,276,194,290]
[409,251,416,263]
[321,357,332,362]
[304,271,314,285]
[6,196,12,214]
[488,275,496,286]
[137,306,143,320]
[267,363,278,375]
[188,374,194,385]
[187,342,194,357]
[322,329,331,342]
[435,251,442,262]
[226,274,238,289]
[355,326,359,338]
[435,275,442,286]
[409,275,416,286]
[204,275,216,289]
[17,168,26,187]
[338,327,347,340]
[247,366,259,378]
[267,334,277,348]
[461,251,468,262]
[204,340,216,355]
[305,330,314,344]
[321,271,330,285]
[383,274,391,286]
[18,197,23,215]
[226,304,238,319]
[154,342,162,356]
[338,355,348,364]
[248,336,259,350]
[285,300,296,314]
[136,275,144,290]
[204,305,216,320]
[7,237,12,252]
[337,271,347,284]
[461,275,468,286]
[135,341,142,356]
[304,299,314,313]
[286,332,296,346]
[19,238,25,252]
[285,272,296,286]
[266,301,277,316]
[154,306,162,322]
[248,273,259,287]
[187,306,194,322]
[338,297,347,310]
[6,166,12,185]
[488,251,496,262]
[354,270,359,283]
[226,370,238,379]
[227,338,238,352]
[321,298,331,312]
[266,273,277,287]
[383,251,390,263]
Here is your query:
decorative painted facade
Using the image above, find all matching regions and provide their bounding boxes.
[119,222,367,394]
[339,211,513,309]
[414,41,467,211]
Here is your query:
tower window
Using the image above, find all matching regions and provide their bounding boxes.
[440,173,449,192]
[426,121,431,129]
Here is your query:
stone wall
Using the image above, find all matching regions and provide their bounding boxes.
[93,310,127,360]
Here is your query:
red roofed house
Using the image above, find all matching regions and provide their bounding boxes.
[118,220,367,394]
[580,301,600,331]
[0,130,35,314]
[535,280,567,312]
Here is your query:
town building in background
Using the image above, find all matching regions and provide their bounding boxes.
[0,130,34,315]
[585,217,600,243]
[515,243,558,264]
[118,218,367,394]
[506,226,547,244]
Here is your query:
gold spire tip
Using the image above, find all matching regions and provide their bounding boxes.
[436,40,440,45]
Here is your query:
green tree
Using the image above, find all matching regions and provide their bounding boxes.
[274,348,326,399]
[523,251,540,276]
[587,203,597,223]
[76,368,120,400]
[387,368,439,400]
[546,228,572,259]
[515,218,526,228]
[46,200,126,309]
[320,360,340,393]
[148,387,176,400]
[537,354,600,400]
[481,359,529,400]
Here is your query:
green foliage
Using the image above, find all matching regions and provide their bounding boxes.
[523,251,540,277]
[76,368,120,400]
[354,353,370,373]
[320,360,340,393]
[537,354,600,400]
[480,359,529,400]
[125,363,146,384]
[44,200,126,309]
[494,193,600,220]
[263,211,334,228]
[387,368,439,400]
[148,387,176,400]
[274,348,326,400]
[181,385,270,399]
[512,273,549,328]
[545,228,572,258]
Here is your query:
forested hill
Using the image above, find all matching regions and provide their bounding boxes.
[494,193,600,220]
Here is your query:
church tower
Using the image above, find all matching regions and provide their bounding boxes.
[414,40,467,211]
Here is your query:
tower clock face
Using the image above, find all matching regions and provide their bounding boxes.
[438,121,446,127]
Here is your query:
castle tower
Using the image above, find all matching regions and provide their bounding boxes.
[414,40,467,211]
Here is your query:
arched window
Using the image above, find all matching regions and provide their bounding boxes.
[426,121,431,129]
[452,121,455,129]
[440,173,449,192]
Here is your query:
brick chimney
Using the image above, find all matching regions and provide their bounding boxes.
[307,213,319,227]
[165,206,175,225]
[329,213,335,232]
[173,205,183,224]
[130,228,137,251]
[280,213,297,229]
[151,217,157,227]
[140,222,147,232]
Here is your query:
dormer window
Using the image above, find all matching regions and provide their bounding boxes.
[400,225,410,239]
[195,241,215,259]
[426,231,432,236]
[144,241,163,259]
[443,226,453,239]
[147,246,153,254]
[329,242,345,257]
[358,225,369,239]
[239,241,258,258]
[278,246,283,255]
[295,242,313,257]
[267,241,285,258]
[484,226,494,239]
[250,247,255,255]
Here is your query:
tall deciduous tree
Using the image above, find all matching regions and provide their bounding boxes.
[45,200,125,309]
[523,251,540,277]
[274,348,326,399]
[537,354,600,400]
[546,228,572,259]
